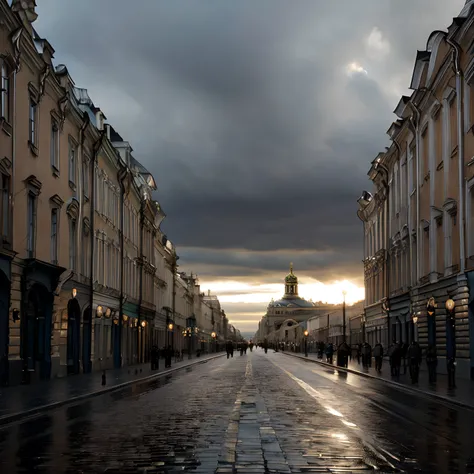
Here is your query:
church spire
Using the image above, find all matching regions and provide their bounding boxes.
[284,263,298,297]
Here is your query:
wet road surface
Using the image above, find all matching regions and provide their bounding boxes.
[0,350,473,473]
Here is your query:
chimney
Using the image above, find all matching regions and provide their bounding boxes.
[95,110,104,130]
[11,0,38,30]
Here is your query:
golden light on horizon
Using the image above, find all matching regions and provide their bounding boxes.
[202,278,364,306]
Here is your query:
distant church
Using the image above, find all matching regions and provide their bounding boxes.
[255,264,333,341]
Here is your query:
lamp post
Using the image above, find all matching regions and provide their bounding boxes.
[342,290,347,343]
[426,297,437,347]
[211,331,217,353]
[167,320,174,348]
[361,312,366,344]
[412,312,419,342]
[446,298,456,389]
[304,330,309,357]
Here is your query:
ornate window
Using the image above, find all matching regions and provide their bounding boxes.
[66,198,79,271]
[1,60,10,122]
[51,209,58,264]
[82,154,90,199]
[50,117,59,172]
[0,158,11,245]
[25,175,41,258]
[68,138,77,187]
[28,85,39,153]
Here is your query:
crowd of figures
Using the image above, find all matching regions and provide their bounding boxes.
[311,340,452,387]
[225,340,270,358]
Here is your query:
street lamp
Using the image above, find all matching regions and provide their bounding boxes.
[304,330,309,357]
[211,331,217,353]
[426,297,437,347]
[342,290,347,343]
[412,311,420,342]
[445,298,456,389]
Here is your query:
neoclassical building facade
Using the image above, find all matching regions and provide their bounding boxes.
[0,0,236,386]
[358,0,474,379]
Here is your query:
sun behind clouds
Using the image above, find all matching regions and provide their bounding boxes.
[201,278,364,306]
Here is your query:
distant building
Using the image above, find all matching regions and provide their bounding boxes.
[254,264,337,342]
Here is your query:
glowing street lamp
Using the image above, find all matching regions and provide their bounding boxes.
[304,329,309,357]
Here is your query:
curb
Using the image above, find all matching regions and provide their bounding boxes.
[0,353,225,427]
[280,351,474,411]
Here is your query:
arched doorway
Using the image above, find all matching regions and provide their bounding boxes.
[67,298,81,375]
[22,284,53,380]
[0,271,10,386]
[82,306,92,373]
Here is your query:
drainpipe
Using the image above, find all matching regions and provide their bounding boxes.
[10,70,17,249]
[357,209,367,307]
[138,200,144,363]
[374,164,390,344]
[89,130,106,364]
[408,103,421,283]
[117,167,127,368]
[171,252,177,352]
[446,37,466,273]
[78,113,90,271]
[393,137,409,288]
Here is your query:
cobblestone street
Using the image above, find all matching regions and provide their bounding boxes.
[1,350,473,473]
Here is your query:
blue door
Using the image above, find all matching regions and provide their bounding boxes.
[67,298,81,375]
[0,271,9,386]
[23,285,53,380]
[82,307,92,373]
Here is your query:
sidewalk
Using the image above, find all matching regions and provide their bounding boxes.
[0,352,225,426]
[281,351,474,410]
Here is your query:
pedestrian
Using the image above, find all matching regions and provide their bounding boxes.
[401,342,408,374]
[373,341,383,373]
[426,344,437,384]
[407,340,422,383]
[392,342,402,377]
[226,340,234,359]
[356,343,362,365]
[325,342,334,364]
[361,342,371,368]
[165,345,172,368]
[150,345,159,370]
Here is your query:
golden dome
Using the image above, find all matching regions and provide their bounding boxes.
[285,263,298,284]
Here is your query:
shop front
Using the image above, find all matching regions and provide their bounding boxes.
[122,301,140,366]
[20,259,65,384]
[0,253,12,386]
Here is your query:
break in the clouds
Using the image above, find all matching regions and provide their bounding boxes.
[35,0,466,332]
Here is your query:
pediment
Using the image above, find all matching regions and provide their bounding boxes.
[49,194,64,208]
[66,197,80,219]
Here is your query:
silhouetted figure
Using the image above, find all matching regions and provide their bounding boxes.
[226,340,234,359]
[165,345,172,368]
[408,341,422,383]
[373,342,384,373]
[426,344,437,384]
[325,342,334,364]
[151,345,159,370]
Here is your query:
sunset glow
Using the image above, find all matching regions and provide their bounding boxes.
[201,278,364,332]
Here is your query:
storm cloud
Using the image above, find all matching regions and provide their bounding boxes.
[35,0,466,330]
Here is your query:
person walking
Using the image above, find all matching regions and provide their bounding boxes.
[373,342,384,373]
[165,345,172,368]
[426,344,437,384]
[151,345,159,370]
[408,340,422,383]
[325,342,334,364]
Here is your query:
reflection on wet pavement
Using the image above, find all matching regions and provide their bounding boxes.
[0,351,472,473]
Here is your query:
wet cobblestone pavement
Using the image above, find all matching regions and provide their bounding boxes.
[0,350,473,473]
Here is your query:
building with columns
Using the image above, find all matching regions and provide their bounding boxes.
[358,0,474,379]
[254,264,330,343]
[0,0,236,386]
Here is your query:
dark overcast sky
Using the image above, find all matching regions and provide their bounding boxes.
[34,0,466,330]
